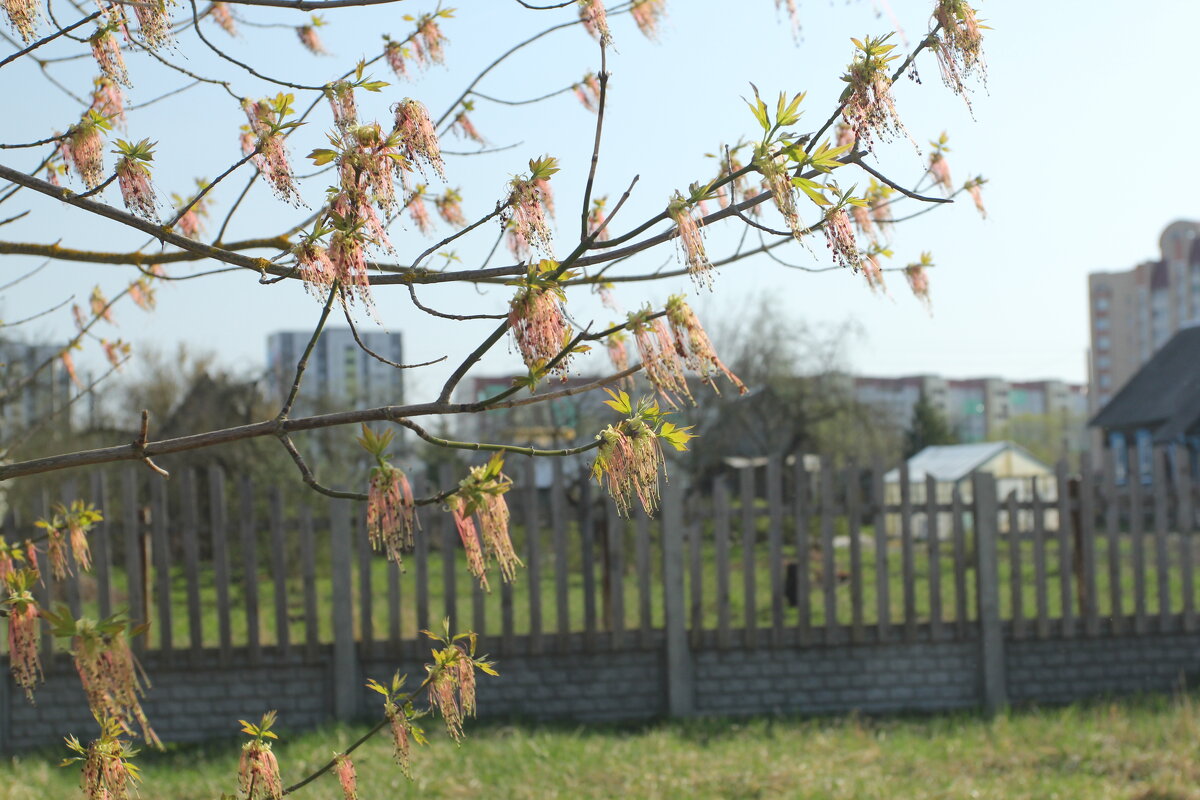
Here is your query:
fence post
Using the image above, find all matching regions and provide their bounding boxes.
[972,471,1007,716]
[330,497,360,721]
[661,478,694,717]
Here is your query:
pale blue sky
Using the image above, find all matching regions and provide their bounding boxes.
[3,0,1197,402]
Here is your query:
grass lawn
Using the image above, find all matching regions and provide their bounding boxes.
[5,693,1200,799]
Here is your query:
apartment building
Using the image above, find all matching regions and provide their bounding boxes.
[266,328,404,412]
[854,374,1087,444]
[1089,220,1200,411]
[0,339,72,436]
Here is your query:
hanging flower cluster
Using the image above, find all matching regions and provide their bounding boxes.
[755,148,804,239]
[865,178,894,231]
[90,77,126,129]
[113,138,158,221]
[573,72,602,112]
[823,206,862,271]
[630,0,666,40]
[35,500,103,580]
[411,11,449,66]
[587,196,609,241]
[61,111,112,190]
[591,389,693,517]
[131,0,171,48]
[605,329,630,374]
[578,0,611,46]
[436,188,466,227]
[39,609,159,746]
[242,93,302,204]
[664,295,747,396]
[775,0,799,37]
[4,570,41,700]
[171,182,212,239]
[365,670,427,778]
[383,9,452,80]
[334,754,357,800]
[839,32,906,152]
[904,252,934,311]
[451,100,485,144]
[62,717,142,800]
[932,0,986,105]
[628,310,691,408]
[861,249,887,293]
[89,24,129,87]
[966,176,987,218]
[2,0,40,41]
[210,1,235,35]
[358,425,418,565]
[237,712,283,800]
[296,15,327,54]
[449,455,521,590]
[508,259,574,377]
[667,190,714,288]
[501,155,558,258]
[392,98,445,178]
[928,132,954,193]
[422,625,497,741]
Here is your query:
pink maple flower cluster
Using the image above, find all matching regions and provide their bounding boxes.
[366,462,417,565]
[932,0,986,104]
[73,626,159,747]
[425,641,484,742]
[503,169,556,258]
[861,251,887,293]
[61,115,109,190]
[587,196,610,241]
[4,574,41,700]
[664,295,747,397]
[905,256,933,311]
[326,81,358,130]
[64,719,141,800]
[593,418,664,517]
[242,96,301,204]
[210,1,236,35]
[966,177,986,218]
[392,98,445,179]
[450,457,522,590]
[411,13,447,66]
[2,0,40,41]
[929,150,953,194]
[91,77,126,128]
[630,313,692,408]
[116,152,158,221]
[297,19,326,55]
[436,188,467,227]
[823,207,862,271]
[133,0,172,49]
[238,739,282,800]
[578,0,611,46]
[757,152,804,239]
[173,187,211,239]
[865,179,894,232]
[452,103,485,144]
[630,0,666,40]
[36,501,101,580]
[606,330,630,373]
[334,754,358,800]
[667,193,713,288]
[840,35,907,153]
[509,278,572,376]
[90,27,129,87]
[775,0,800,37]
[573,72,602,112]
[100,338,129,368]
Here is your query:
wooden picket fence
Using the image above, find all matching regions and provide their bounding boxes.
[4,446,1200,665]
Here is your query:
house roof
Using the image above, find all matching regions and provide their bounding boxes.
[1089,325,1200,441]
[884,441,1043,483]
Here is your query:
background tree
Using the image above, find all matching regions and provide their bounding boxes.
[903,389,958,458]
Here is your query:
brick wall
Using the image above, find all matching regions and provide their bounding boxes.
[5,630,1200,752]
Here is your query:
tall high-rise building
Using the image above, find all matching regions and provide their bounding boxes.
[1088,220,1200,411]
[267,328,404,413]
[0,339,73,437]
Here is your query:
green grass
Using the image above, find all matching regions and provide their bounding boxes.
[7,693,1200,799]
